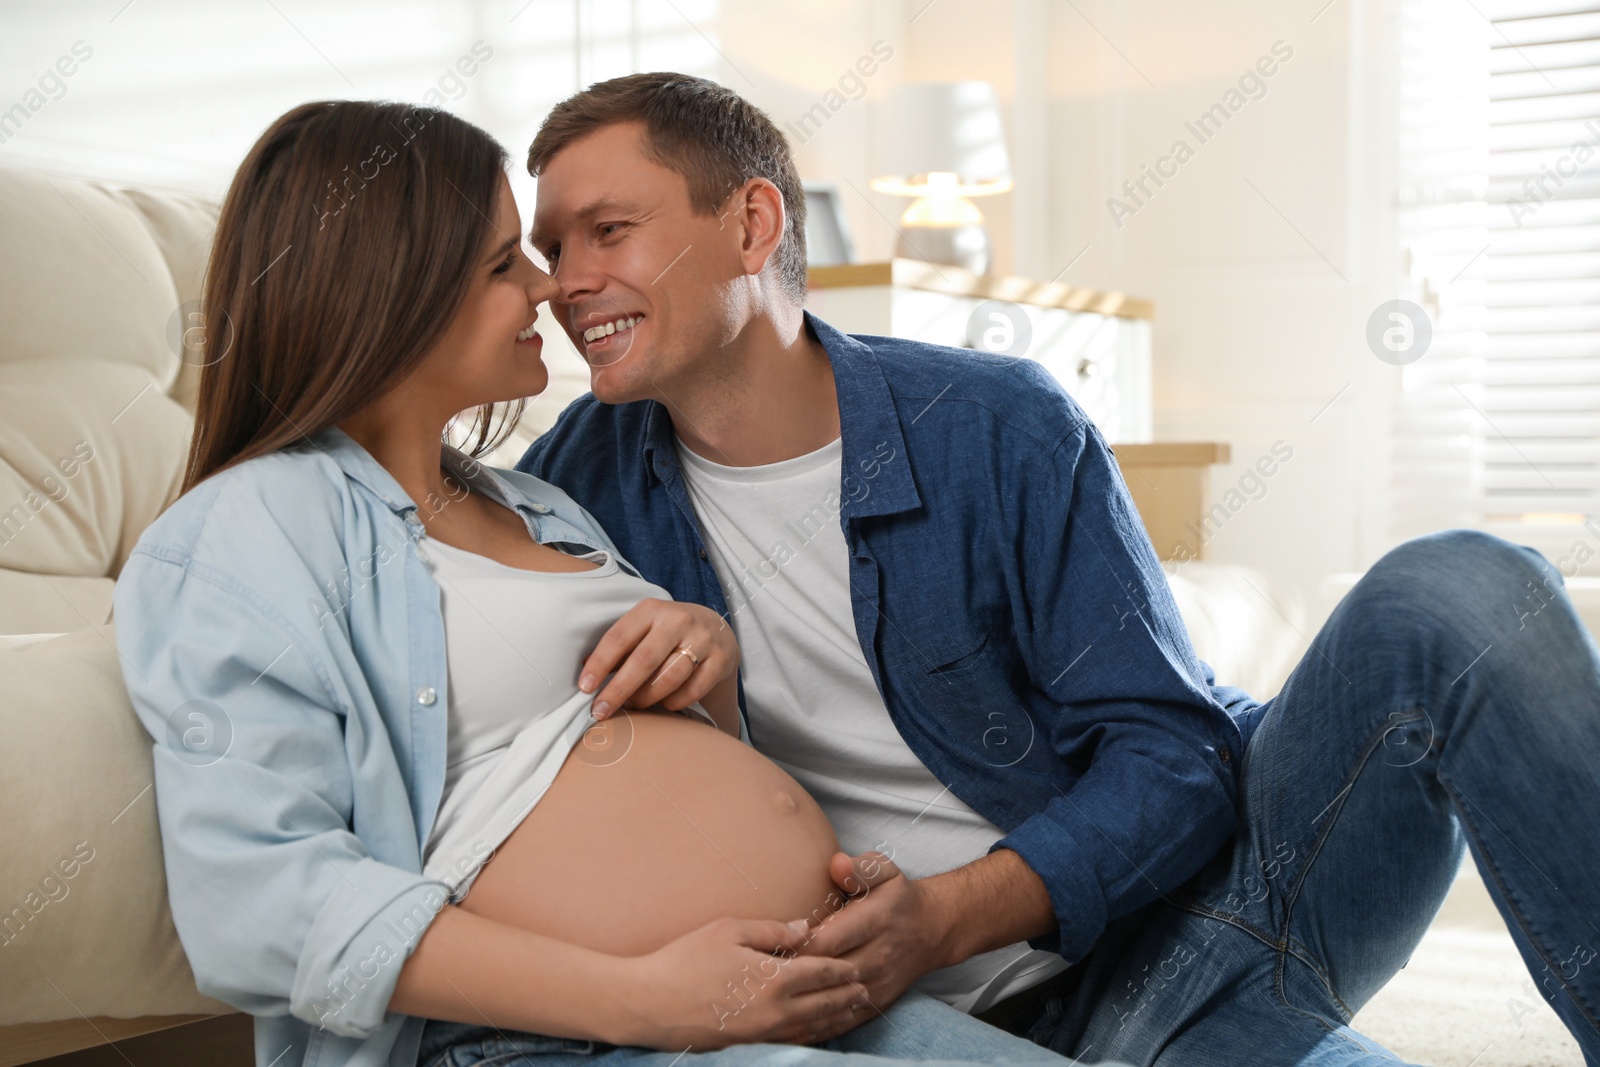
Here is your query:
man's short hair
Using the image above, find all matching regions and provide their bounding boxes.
[528,72,809,305]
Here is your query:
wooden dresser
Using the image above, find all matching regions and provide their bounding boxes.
[805,260,1227,560]
[806,259,1153,443]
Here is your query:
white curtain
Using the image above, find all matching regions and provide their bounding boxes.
[1393,0,1600,549]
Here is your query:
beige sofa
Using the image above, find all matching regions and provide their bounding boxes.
[0,164,231,1064]
[1,162,1570,1067]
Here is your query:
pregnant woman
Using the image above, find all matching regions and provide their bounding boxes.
[113,101,1079,1067]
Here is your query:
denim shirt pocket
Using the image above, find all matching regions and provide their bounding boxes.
[909,627,1035,768]
[929,629,993,678]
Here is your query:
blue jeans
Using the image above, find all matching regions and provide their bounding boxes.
[1019,530,1600,1065]
[416,989,1110,1065]
[419,530,1599,1066]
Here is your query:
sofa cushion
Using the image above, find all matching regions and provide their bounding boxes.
[1166,560,1307,701]
[0,626,228,1023]
[0,168,194,392]
[0,569,114,636]
[0,360,192,585]
[119,186,220,415]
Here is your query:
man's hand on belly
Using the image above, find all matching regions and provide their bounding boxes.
[795,848,1057,1014]
[790,851,949,1015]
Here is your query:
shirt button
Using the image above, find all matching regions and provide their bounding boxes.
[699,549,709,561]
[416,686,437,706]
[530,503,552,515]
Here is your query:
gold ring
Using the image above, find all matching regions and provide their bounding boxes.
[675,645,701,668]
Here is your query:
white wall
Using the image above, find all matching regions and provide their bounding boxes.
[717,0,1410,618]
[871,0,1409,620]
[0,0,1409,616]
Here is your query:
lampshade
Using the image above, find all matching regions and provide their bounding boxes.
[871,81,1013,197]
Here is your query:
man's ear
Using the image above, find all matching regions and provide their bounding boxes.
[728,177,786,280]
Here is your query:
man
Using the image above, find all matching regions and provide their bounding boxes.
[518,72,1600,1065]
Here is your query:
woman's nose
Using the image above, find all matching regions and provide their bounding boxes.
[528,262,561,301]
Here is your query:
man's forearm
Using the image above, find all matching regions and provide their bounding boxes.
[920,846,1056,968]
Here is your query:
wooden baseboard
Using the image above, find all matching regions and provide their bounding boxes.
[0,1014,229,1067]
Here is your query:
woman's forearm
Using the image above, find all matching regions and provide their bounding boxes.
[389,904,631,1042]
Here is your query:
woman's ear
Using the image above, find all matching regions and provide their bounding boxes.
[732,177,786,280]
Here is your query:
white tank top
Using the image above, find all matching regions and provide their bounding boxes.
[416,531,715,899]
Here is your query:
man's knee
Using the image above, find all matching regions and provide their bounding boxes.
[1355,529,1555,618]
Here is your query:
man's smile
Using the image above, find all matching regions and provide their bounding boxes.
[581,313,643,344]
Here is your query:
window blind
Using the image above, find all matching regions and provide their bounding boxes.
[1394,0,1600,544]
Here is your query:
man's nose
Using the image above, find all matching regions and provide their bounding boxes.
[552,246,602,303]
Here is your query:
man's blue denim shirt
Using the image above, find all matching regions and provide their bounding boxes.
[517,311,1263,964]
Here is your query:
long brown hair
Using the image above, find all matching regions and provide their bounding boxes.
[183,100,523,493]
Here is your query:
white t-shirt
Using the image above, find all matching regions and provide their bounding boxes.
[417,535,717,900]
[676,436,1069,1015]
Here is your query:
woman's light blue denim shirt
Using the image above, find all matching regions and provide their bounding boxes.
[112,425,633,1067]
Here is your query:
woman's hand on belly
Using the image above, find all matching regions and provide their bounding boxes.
[614,916,868,1050]
[578,598,738,721]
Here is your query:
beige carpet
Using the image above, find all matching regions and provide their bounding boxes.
[1350,862,1585,1066]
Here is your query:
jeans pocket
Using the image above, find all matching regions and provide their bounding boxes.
[472,1036,596,1066]
[419,1021,596,1067]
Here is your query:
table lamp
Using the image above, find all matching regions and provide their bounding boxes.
[870,81,1013,275]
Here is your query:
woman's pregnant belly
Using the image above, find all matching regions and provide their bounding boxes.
[458,709,843,957]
